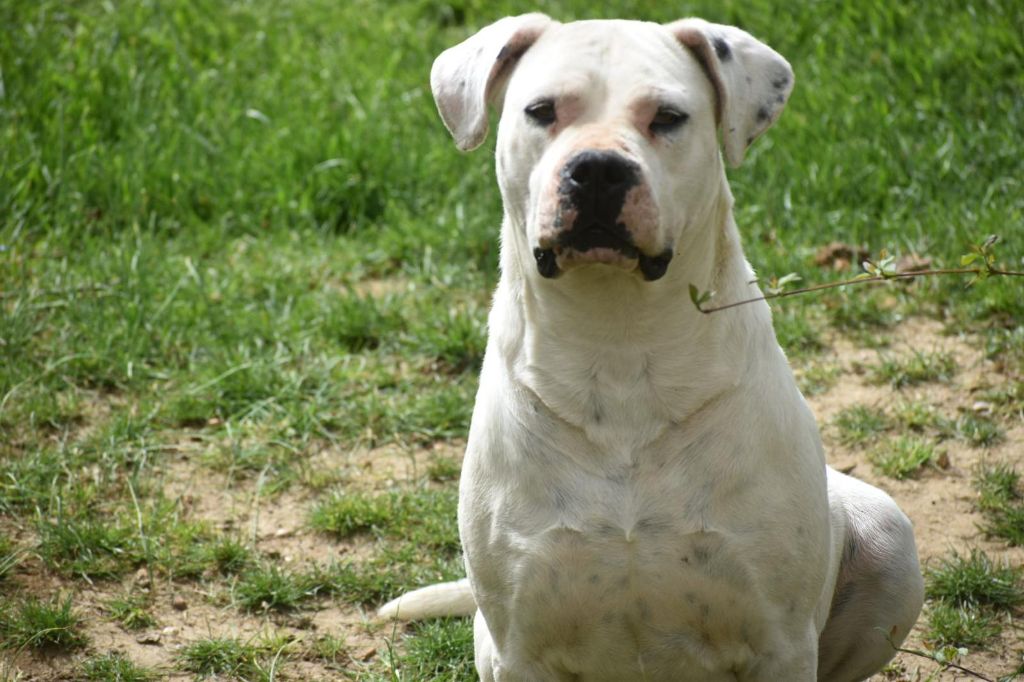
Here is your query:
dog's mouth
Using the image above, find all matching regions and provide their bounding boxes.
[534,223,673,281]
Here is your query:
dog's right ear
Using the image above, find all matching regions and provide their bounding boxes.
[431,13,552,151]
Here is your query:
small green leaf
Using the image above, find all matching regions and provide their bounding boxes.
[777,272,802,287]
[688,283,700,306]
[961,253,979,266]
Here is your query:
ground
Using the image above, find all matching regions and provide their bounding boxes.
[2,310,1023,681]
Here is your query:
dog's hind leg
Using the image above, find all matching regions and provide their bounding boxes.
[817,469,924,682]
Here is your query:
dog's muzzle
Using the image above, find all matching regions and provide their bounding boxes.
[534,150,672,281]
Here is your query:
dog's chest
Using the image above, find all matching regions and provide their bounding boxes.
[470,460,785,678]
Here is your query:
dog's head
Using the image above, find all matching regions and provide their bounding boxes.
[431,16,793,282]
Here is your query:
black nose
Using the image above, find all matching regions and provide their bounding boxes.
[562,150,638,200]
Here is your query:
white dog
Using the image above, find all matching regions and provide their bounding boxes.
[380,14,924,682]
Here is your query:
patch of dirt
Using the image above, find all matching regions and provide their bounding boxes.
[805,318,1024,681]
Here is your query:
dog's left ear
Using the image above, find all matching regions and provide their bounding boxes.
[666,19,794,167]
[431,13,553,151]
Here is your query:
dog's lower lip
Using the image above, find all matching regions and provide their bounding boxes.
[638,249,673,281]
[534,247,560,278]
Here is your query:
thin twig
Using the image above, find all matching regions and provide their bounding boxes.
[891,644,995,681]
[697,267,1024,314]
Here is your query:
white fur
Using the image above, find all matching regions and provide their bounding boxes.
[380,15,924,682]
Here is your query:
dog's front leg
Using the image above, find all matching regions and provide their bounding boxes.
[741,630,819,682]
[474,610,578,682]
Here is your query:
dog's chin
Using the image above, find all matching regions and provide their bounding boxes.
[532,246,673,282]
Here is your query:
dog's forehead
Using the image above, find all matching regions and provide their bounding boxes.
[508,19,709,106]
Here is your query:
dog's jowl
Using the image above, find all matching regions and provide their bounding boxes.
[380,14,924,682]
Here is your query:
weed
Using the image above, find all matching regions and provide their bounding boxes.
[309,488,459,550]
[870,351,957,389]
[407,303,487,374]
[205,536,255,575]
[796,362,841,396]
[178,638,262,678]
[36,514,141,578]
[974,463,1022,511]
[105,593,157,631]
[868,436,937,479]
[973,464,1024,547]
[891,400,943,432]
[311,634,348,664]
[955,413,1004,448]
[827,292,900,332]
[396,619,476,681]
[312,548,464,605]
[924,602,1000,648]
[0,535,19,581]
[980,505,1024,547]
[772,305,827,359]
[81,653,155,681]
[926,549,1023,610]
[833,405,890,447]
[0,595,85,651]
[428,455,462,483]
[234,563,312,612]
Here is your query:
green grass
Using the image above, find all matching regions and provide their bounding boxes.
[955,413,1004,448]
[427,455,462,483]
[392,619,477,681]
[233,563,313,612]
[891,399,945,433]
[0,0,1022,676]
[924,601,1000,648]
[974,464,1024,546]
[178,637,266,678]
[868,435,938,479]
[796,362,841,396]
[926,549,1024,610]
[924,549,1024,648]
[869,350,958,389]
[82,654,156,682]
[0,534,19,581]
[105,593,158,631]
[309,488,459,549]
[833,404,890,447]
[310,633,348,665]
[0,595,85,651]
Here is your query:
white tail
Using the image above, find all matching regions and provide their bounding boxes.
[377,578,476,621]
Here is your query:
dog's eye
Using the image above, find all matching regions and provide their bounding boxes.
[525,99,557,127]
[650,107,689,135]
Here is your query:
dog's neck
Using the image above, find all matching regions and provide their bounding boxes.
[490,176,776,454]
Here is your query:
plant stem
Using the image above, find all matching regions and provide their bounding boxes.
[697,267,1024,314]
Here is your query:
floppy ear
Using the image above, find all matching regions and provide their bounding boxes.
[666,19,794,167]
[431,13,553,151]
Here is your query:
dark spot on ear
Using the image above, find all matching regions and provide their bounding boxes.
[712,36,731,61]
[775,94,785,104]
[772,75,789,90]
[756,106,770,123]
[746,136,755,145]
[728,127,736,133]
